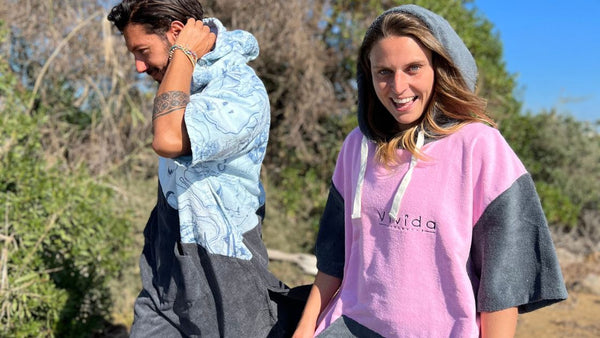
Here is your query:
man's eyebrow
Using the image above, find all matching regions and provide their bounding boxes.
[128,44,145,53]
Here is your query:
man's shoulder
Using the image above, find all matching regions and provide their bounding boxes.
[202,18,259,64]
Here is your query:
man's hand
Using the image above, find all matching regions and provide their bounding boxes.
[175,18,216,60]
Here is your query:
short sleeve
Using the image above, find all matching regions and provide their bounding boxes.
[471,174,568,313]
[183,65,270,166]
[315,183,345,279]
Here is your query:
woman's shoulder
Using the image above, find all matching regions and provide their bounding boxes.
[339,127,365,149]
[451,122,523,166]
[446,122,505,147]
[332,127,366,167]
[456,122,500,138]
[428,122,514,159]
[347,127,364,140]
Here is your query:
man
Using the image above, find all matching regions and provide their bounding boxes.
[107,1,291,336]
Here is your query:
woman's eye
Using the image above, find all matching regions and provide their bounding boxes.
[377,69,391,76]
[408,64,422,72]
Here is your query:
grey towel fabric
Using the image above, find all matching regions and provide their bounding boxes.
[317,316,384,338]
[471,174,568,313]
[315,183,346,279]
[129,182,291,337]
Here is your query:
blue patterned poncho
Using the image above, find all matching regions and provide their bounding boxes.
[157,18,270,260]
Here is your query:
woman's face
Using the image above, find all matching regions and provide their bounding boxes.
[369,35,434,129]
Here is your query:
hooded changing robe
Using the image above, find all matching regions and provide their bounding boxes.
[313,5,567,337]
[130,18,289,338]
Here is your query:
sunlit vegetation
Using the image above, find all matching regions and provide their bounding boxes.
[1,0,598,335]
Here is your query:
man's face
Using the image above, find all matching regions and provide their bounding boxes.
[123,24,173,83]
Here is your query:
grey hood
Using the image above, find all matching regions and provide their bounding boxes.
[357,4,478,140]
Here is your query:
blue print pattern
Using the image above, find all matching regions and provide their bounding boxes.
[158,18,269,260]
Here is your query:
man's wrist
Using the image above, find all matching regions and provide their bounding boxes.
[169,44,198,67]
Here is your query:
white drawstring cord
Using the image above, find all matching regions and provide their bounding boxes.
[389,130,424,219]
[352,136,369,219]
[352,130,425,220]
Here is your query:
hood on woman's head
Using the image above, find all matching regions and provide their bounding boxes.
[357,4,477,140]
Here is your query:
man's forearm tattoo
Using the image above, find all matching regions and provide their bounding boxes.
[152,91,190,121]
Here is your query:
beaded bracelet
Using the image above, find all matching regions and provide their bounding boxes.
[168,44,198,68]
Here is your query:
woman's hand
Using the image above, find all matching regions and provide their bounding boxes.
[293,271,342,338]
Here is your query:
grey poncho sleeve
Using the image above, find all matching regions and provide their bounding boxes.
[471,174,568,313]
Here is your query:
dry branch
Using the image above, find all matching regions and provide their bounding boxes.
[267,248,317,276]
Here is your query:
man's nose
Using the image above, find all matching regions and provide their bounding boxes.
[135,59,148,73]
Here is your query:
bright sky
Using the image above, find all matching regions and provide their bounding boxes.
[473,0,600,122]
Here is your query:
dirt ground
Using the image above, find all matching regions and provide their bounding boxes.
[515,291,600,337]
[517,249,600,337]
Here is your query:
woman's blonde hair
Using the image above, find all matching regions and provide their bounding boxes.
[358,12,496,164]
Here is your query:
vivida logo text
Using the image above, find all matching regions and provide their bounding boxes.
[376,209,437,234]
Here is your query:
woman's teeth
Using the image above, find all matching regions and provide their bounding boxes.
[392,96,416,104]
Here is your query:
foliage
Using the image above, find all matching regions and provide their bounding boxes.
[0,1,599,334]
[206,0,526,251]
[501,111,600,228]
[1,0,155,177]
[0,24,133,336]
[0,0,534,254]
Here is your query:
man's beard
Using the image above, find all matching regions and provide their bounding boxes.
[147,66,167,83]
[147,41,172,83]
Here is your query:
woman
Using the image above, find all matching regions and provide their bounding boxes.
[294,5,567,337]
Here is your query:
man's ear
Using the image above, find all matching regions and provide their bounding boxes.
[167,20,185,43]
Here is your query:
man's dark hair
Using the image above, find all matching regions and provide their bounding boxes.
[107,0,204,34]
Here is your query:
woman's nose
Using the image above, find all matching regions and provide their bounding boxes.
[391,72,408,93]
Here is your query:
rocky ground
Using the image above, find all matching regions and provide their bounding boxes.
[517,249,600,337]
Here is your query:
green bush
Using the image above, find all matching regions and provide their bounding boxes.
[501,111,600,229]
[262,113,357,254]
[0,24,132,337]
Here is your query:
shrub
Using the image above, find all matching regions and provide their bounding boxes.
[0,22,132,337]
[501,111,600,230]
